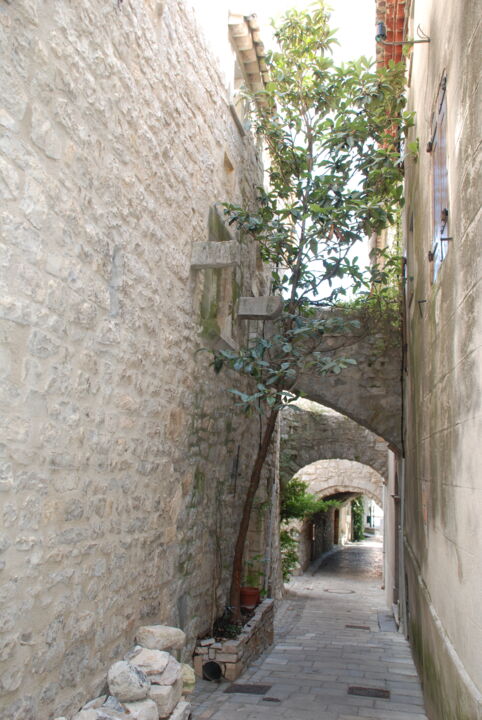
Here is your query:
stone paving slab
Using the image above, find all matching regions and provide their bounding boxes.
[191,539,428,719]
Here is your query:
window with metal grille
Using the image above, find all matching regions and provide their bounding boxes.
[430,74,450,281]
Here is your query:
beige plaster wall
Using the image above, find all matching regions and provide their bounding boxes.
[403,0,482,716]
[0,1,272,717]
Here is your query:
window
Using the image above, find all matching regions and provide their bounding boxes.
[429,74,450,281]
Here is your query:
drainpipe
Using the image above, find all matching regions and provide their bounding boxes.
[399,456,407,635]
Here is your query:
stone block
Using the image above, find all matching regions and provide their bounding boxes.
[123,699,159,720]
[169,700,191,720]
[237,296,283,320]
[136,625,186,651]
[107,661,150,702]
[129,648,170,677]
[72,712,99,720]
[148,677,182,719]
[190,241,239,269]
[212,652,238,662]
[151,655,182,686]
[223,661,245,681]
[193,655,204,677]
[181,663,196,694]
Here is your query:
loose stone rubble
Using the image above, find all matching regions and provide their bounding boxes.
[55,626,192,720]
[136,626,186,651]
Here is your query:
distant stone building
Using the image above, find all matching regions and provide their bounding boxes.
[377,0,482,717]
[0,2,277,717]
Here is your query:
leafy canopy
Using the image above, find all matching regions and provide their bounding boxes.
[215,2,411,413]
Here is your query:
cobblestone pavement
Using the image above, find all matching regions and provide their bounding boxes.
[190,538,428,720]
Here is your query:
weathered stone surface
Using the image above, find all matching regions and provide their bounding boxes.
[281,402,388,481]
[237,296,283,320]
[190,241,239,269]
[123,699,159,720]
[0,1,275,717]
[295,310,402,449]
[93,711,128,720]
[107,661,150,702]
[82,697,107,711]
[103,696,126,713]
[151,655,182,686]
[129,648,170,678]
[169,700,192,720]
[72,711,99,720]
[148,677,182,719]
[181,663,196,694]
[136,625,186,651]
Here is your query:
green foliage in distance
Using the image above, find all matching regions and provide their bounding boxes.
[280,477,340,582]
[351,496,365,541]
[281,477,337,522]
[280,528,299,582]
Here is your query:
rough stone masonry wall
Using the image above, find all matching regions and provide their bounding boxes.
[281,403,388,480]
[0,1,273,718]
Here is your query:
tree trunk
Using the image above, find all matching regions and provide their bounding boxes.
[229,409,279,622]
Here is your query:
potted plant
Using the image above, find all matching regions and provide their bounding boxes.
[240,555,264,609]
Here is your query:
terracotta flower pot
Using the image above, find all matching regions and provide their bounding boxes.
[240,586,260,609]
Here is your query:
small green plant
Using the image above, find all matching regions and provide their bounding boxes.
[281,478,337,521]
[242,553,264,587]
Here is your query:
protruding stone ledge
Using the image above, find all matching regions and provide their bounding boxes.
[190,241,239,269]
[236,296,283,320]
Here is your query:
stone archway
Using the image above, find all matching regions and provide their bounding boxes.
[281,401,389,484]
[298,459,384,506]
[288,458,385,572]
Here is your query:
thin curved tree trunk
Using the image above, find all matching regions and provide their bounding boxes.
[229,408,279,622]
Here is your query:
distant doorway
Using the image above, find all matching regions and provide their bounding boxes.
[334,509,340,544]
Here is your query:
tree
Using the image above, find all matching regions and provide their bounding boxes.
[213,3,411,622]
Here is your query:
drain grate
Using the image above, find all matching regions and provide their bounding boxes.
[348,686,390,699]
[345,624,370,630]
[225,684,271,695]
[262,697,281,703]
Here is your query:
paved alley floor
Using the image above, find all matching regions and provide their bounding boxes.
[190,538,428,720]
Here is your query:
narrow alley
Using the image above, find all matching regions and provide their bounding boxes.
[191,539,428,720]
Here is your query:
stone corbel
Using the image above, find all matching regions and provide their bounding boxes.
[236,296,283,320]
[190,241,239,269]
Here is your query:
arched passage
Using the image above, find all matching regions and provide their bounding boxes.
[286,459,385,573]
[280,401,389,484]
[299,459,384,506]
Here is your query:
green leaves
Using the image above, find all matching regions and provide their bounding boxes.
[211,1,406,414]
[281,478,340,522]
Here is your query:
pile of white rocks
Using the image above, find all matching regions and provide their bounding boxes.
[54,626,195,720]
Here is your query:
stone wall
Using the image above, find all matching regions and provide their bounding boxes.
[193,599,274,682]
[295,312,402,450]
[0,1,274,718]
[281,402,388,480]
[402,0,482,716]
